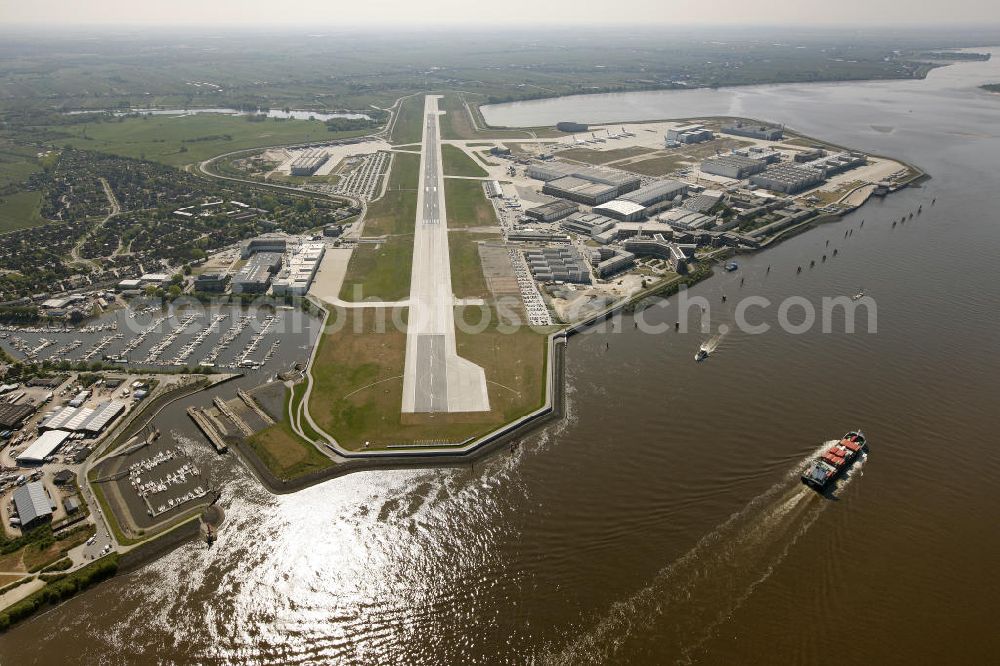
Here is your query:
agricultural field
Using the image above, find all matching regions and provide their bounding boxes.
[47,114,372,167]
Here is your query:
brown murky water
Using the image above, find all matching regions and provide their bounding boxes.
[3,52,1000,664]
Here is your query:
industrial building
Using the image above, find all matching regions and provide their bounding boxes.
[523,247,591,284]
[721,121,784,141]
[12,481,53,530]
[659,208,717,230]
[733,146,782,164]
[593,179,690,221]
[666,124,714,144]
[620,179,689,207]
[290,149,329,176]
[0,402,36,430]
[750,163,825,194]
[16,429,71,465]
[560,212,617,238]
[525,199,578,222]
[241,233,289,259]
[591,199,646,222]
[232,252,283,294]
[194,272,229,293]
[507,230,571,243]
[805,152,868,176]
[542,176,622,206]
[527,162,640,206]
[701,154,767,179]
[794,148,827,163]
[683,190,724,213]
[41,400,126,434]
[271,242,326,296]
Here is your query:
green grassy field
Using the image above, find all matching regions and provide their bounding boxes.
[49,114,371,166]
[360,152,419,236]
[246,388,334,480]
[390,96,425,145]
[443,178,498,230]
[338,152,420,302]
[0,191,45,232]
[559,146,655,165]
[449,232,495,300]
[441,144,488,177]
[338,238,413,303]
[307,307,549,450]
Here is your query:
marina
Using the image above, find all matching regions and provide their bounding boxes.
[0,303,316,374]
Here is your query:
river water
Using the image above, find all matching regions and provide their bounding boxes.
[3,53,1000,664]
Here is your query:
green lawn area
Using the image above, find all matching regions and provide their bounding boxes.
[442,177,498,300]
[443,177,499,230]
[441,144,487,177]
[246,388,334,481]
[338,238,413,303]
[338,151,419,302]
[621,154,690,176]
[0,191,45,232]
[49,114,371,166]
[361,152,419,236]
[559,146,655,165]
[307,307,550,451]
[449,231,495,300]
[390,96,425,145]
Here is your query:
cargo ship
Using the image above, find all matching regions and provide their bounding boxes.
[801,431,867,491]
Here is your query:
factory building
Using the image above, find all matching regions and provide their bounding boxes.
[0,402,36,430]
[507,230,571,243]
[560,212,617,238]
[658,209,717,231]
[750,163,825,194]
[593,178,690,221]
[271,242,326,296]
[805,152,868,177]
[721,121,784,141]
[16,429,71,466]
[12,481,53,530]
[241,233,289,259]
[41,401,126,435]
[666,124,714,144]
[543,178,617,206]
[794,148,827,163]
[682,190,724,214]
[290,149,329,176]
[732,146,782,164]
[525,199,578,222]
[619,179,689,207]
[701,154,768,180]
[523,247,591,284]
[527,162,640,205]
[232,252,283,294]
[592,199,646,222]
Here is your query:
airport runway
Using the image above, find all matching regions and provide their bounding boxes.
[401,96,490,414]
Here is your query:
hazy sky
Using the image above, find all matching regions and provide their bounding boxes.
[2,0,999,27]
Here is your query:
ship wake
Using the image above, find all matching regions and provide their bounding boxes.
[546,442,853,665]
